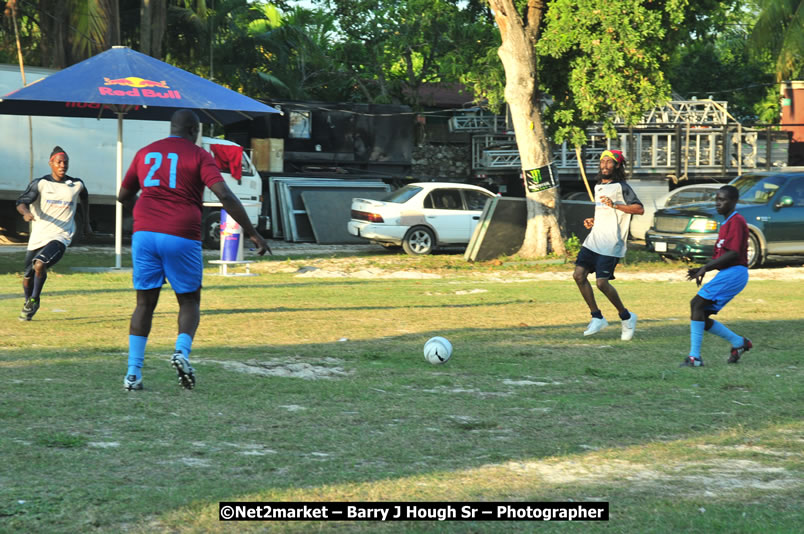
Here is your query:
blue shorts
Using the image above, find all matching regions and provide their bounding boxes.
[698,265,748,313]
[575,246,619,280]
[132,231,203,294]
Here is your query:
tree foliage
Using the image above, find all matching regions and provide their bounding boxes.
[313,0,497,106]
[751,0,803,82]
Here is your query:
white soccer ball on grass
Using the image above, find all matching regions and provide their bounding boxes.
[423,336,453,364]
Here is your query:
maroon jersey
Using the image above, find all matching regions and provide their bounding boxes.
[713,212,748,268]
[122,137,224,240]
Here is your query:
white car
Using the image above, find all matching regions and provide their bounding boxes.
[659,183,722,208]
[347,182,495,255]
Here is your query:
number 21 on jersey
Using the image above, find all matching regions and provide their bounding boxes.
[143,152,179,188]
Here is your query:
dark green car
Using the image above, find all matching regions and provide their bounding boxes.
[645,169,804,268]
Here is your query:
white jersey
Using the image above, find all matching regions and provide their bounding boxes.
[16,174,87,250]
[582,180,642,258]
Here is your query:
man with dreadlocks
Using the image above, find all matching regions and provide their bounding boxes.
[16,146,91,321]
[572,149,644,340]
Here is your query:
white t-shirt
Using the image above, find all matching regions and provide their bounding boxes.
[582,180,642,258]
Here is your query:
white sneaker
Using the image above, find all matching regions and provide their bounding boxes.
[584,317,608,336]
[621,313,637,341]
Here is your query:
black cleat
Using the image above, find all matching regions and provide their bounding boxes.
[18,298,40,321]
[680,356,704,367]
[171,352,196,390]
[728,338,752,364]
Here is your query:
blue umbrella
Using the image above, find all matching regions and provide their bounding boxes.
[0,46,279,268]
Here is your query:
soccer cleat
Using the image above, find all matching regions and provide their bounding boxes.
[124,374,143,391]
[728,337,752,364]
[621,313,637,341]
[680,356,704,367]
[583,317,608,336]
[18,298,39,321]
[171,352,196,390]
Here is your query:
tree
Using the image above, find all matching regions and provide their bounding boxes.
[0,1,122,68]
[140,0,166,57]
[751,0,803,82]
[316,0,497,106]
[480,0,725,258]
[484,0,563,258]
[668,30,775,122]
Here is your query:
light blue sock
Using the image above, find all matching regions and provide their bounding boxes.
[689,320,705,359]
[127,335,147,378]
[175,333,193,360]
[707,320,743,348]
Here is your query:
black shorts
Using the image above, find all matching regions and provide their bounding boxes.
[23,241,66,278]
[575,246,619,280]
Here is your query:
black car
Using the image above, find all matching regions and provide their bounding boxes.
[645,169,804,268]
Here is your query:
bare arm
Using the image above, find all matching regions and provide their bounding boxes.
[17,202,35,222]
[686,250,739,286]
[616,203,645,215]
[117,186,137,208]
[80,188,93,235]
[209,181,270,256]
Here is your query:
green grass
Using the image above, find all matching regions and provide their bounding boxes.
[0,248,801,533]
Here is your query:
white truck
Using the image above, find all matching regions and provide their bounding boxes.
[0,63,264,248]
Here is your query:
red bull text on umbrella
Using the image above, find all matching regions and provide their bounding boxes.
[100,77,180,99]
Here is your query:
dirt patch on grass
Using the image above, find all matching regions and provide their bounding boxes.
[502,457,801,496]
[202,357,351,380]
[253,256,804,281]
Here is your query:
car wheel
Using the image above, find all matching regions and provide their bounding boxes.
[747,232,763,269]
[402,226,435,255]
[203,210,222,250]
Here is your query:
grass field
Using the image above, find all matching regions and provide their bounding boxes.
[0,247,802,533]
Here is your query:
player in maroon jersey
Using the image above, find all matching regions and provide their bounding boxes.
[118,109,269,390]
[682,185,752,367]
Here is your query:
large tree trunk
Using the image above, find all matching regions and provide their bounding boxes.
[488,0,565,258]
[140,0,166,57]
[38,0,69,68]
[107,0,121,47]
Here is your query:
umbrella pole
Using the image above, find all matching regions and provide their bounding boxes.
[115,113,123,269]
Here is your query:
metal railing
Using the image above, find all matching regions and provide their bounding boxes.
[614,100,731,126]
[471,126,791,180]
[449,112,510,133]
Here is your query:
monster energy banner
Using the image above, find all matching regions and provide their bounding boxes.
[522,164,557,193]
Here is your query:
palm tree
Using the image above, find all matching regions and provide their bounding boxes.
[751,0,803,81]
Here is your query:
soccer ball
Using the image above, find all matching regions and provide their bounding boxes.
[423,336,453,364]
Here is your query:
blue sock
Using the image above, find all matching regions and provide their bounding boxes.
[31,273,47,299]
[127,335,147,378]
[591,310,603,319]
[707,320,744,348]
[175,333,193,360]
[23,280,32,300]
[619,309,631,321]
[689,320,705,359]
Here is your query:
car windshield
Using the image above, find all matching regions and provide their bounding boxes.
[666,188,718,207]
[732,174,787,205]
[382,185,422,204]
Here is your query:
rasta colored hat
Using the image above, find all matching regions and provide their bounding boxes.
[600,149,625,165]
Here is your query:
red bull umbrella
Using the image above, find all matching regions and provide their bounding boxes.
[0,46,279,122]
[0,46,279,268]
